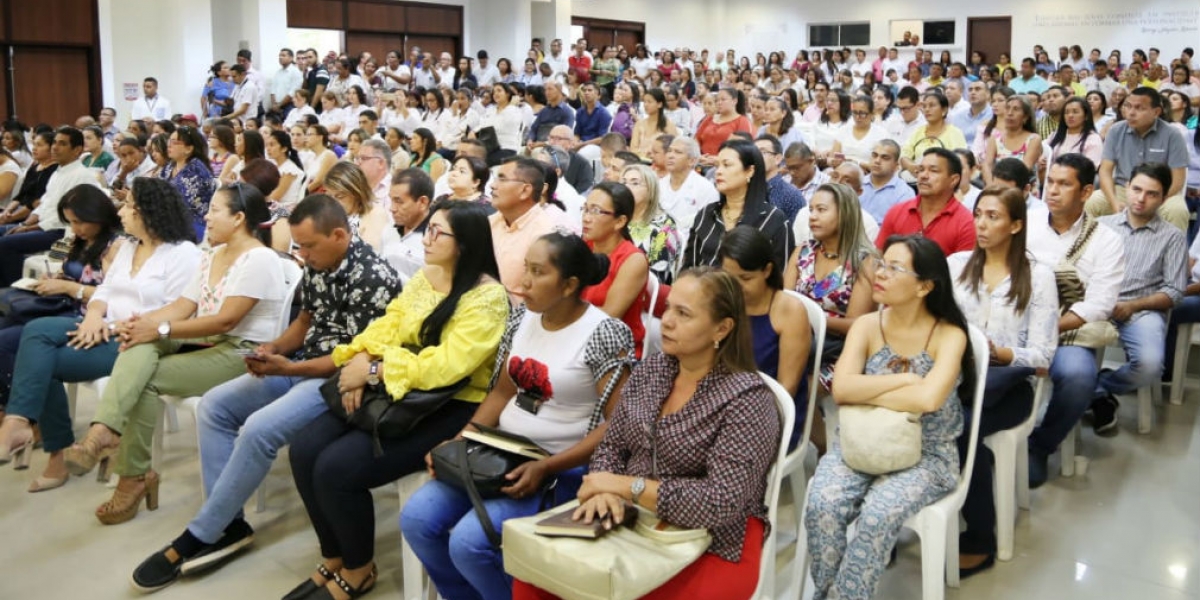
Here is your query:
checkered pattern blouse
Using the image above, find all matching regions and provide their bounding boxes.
[590,353,781,561]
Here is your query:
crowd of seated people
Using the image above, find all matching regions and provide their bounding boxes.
[0,35,1196,600]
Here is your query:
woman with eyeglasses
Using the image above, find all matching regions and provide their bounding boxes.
[831,95,890,171]
[579,181,650,357]
[281,201,507,600]
[0,179,199,490]
[805,235,973,600]
[161,126,216,240]
[622,164,681,285]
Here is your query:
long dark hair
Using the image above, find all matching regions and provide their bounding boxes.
[589,181,634,241]
[717,138,769,208]
[643,88,669,133]
[268,129,304,171]
[883,235,976,401]
[821,89,851,124]
[1048,97,1097,152]
[211,124,236,154]
[419,201,502,347]
[411,127,438,168]
[216,182,273,246]
[174,125,211,171]
[58,184,121,268]
[130,177,196,243]
[538,232,609,298]
[957,186,1032,313]
[717,225,783,290]
[766,97,795,135]
[241,130,265,162]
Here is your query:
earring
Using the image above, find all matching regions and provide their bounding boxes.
[713,339,720,349]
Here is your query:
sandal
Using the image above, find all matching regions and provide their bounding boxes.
[281,564,336,600]
[64,424,120,481]
[308,567,377,600]
[95,471,159,525]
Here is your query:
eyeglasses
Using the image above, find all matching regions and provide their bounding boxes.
[424,224,455,242]
[494,174,528,185]
[873,261,918,278]
[582,204,615,217]
[354,154,383,164]
[619,179,644,187]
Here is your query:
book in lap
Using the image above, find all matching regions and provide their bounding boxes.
[534,502,638,539]
[462,422,550,460]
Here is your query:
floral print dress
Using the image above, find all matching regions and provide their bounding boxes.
[629,211,682,285]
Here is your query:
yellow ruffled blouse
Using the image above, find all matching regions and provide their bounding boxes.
[331,270,510,403]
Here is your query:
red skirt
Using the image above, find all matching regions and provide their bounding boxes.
[512,517,765,600]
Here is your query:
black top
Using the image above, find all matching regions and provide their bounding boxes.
[681,195,794,272]
[12,162,58,209]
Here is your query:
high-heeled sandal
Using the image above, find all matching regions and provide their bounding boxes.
[64,425,120,481]
[0,416,34,470]
[95,470,159,525]
[281,564,337,600]
[307,566,376,600]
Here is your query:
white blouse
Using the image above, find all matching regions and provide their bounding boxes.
[481,104,524,151]
[91,241,202,322]
[947,252,1060,370]
[276,158,307,209]
[181,246,289,343]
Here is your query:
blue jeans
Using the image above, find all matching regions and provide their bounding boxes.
[1096,311,1166,396]
[5,316,119,451]
[0,322,25,406]
[0,228,65,286]
[400,469,584,600]
[1164,297,1200,381]
[187,374,328,543]
[1029,345,1098,457]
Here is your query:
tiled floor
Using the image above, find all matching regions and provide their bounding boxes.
[2,377,1198,599]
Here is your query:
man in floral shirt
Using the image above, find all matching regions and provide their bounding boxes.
[130,195,401,592]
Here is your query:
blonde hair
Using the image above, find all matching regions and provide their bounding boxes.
[622,163,662,226]
[321,161,373,216]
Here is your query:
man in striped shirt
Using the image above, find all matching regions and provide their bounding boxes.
[1090,163,1188,435]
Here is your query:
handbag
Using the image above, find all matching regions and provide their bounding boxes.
[1053,213,1119,349]
[319,372,469,456]
[0,288,77,324]
[838,405,923,475]
[503,499,712,600]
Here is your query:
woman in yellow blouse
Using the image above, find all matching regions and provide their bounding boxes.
[281,201,510,600]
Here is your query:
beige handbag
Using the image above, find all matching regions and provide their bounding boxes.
[503,500,712,600]
[838,406,923,475]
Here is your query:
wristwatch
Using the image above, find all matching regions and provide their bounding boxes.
[630,476,646,506]
[367,360,381,386]
[157,320,171,340]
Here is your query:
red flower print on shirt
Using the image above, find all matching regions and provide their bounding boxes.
[508,355,553,400]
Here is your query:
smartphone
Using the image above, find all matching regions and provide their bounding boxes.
[235,348,264,360]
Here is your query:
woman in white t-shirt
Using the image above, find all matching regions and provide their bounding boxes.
[303,124,339,193]
[63,182,289,522]
[402,231,635,598]
[265,130,307,210]
[479,83,525,152]
[379,89,422,137]
[317,92,347,141]
[831,95,891,170]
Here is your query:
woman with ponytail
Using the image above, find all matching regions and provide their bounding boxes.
[265,129,308,210]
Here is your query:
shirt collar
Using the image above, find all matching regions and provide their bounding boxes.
[496,204,542,232]
[908,195,961,217]
[1114,209,1165,232]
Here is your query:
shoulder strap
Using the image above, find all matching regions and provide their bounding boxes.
[1062,212,1097,267]
[454,441,503,549]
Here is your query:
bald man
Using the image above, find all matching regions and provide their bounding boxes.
[547,124,593,194]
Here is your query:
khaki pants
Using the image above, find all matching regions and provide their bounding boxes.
[1085,185,1189,232]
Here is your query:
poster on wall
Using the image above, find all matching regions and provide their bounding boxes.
[1027,8,1199,59]
[123,83,140,102]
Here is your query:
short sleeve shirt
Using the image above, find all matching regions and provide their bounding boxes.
[297,241,401,359]
[1101,119,1190,186]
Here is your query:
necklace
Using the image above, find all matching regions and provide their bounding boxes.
[822,249,840,260]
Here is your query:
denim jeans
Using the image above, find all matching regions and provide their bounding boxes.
[187,374,328,544]
[1029,345,1098,457]
[1096,311,1166,396]
[0,228,65,286]
[400,469,585,600]
[1164,297,1200,382]
[5,316,119,451]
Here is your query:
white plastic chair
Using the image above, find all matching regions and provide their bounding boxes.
[751,372,797,599]
[1039,140,1053,196]
[1095,343,1159,435]
[983,376,1049,562]
[641,276,663,358]
[898,324,989,600]
[774,290,827,599]
[398,471,439,600]
[153,259,303,512]
[1169,321,1194,405]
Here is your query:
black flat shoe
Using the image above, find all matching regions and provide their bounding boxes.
[180,520,255,574]
[959,553,996,579]
[282,564,335,600]
[304,567,377,600]
[130,546,184,593]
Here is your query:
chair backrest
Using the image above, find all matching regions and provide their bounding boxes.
[783,289,827,456]
[642,275,663,358]
[753,372,797,599]
[275,258,305,338]
[954,325,991,496]
[1040,139,1053,196]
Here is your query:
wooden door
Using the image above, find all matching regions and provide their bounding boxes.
[12,47,92,126]
[967,17,1011,68]
[345,32,405,66]
[405,35,458,61]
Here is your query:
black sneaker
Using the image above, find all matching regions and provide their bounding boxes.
[1091,394,1120,437]
[179,520,255,575]
[1028,447,1050,490]
[130,547,185,593]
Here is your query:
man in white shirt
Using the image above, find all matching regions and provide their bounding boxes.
[1026,153,1126,488]
[130,77,172,124]
[268,48,304,119]
[783,141,830,206]
[357,139,394,209]
[888,86,926,146]
[944,80,969,116]
[433,52,456,89]
[229,64,261,121]
[544,39,569,77]
[474,50,501,88]
[849,49,873,86]
[1082,60,1119,101]
[0,127,102,285]
[882,47,906,80]
[237,49,265,92]
[411,52,437,90]
[384,168,432,280]
[658,137,718,240]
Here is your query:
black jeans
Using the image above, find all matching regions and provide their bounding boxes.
[957,366,1035,555]
[289,399,476,569]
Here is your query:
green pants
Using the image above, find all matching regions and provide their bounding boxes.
[93,336,252,476]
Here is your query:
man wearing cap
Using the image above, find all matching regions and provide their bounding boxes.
[475,50,500,88]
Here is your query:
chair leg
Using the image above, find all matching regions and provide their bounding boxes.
[1137,386,1153,434]
[165,401,180,433]
[992,438,1016,562]
[1016,437,1031,511]
[920,517,948,600]
[66,383,78,422]
[1170,324,1192,405]
[151,407,166,473]
[1060,424,1077,477]
[784,467,808,599]
[945,512,960,589]
[255,484,268,513]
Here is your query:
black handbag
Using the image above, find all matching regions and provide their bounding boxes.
[319,372,470,456]
[0,288,76,324]
[430,435,541,549]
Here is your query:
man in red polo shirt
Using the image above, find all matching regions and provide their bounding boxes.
[875,147,975,255]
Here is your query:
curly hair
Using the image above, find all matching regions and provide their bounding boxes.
[130,177,196,243]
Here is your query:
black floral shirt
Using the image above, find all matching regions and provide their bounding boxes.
[297,240,401,360]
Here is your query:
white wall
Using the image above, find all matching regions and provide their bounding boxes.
[570,0,719,53]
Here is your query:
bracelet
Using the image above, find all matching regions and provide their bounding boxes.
[75,284,86,301]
